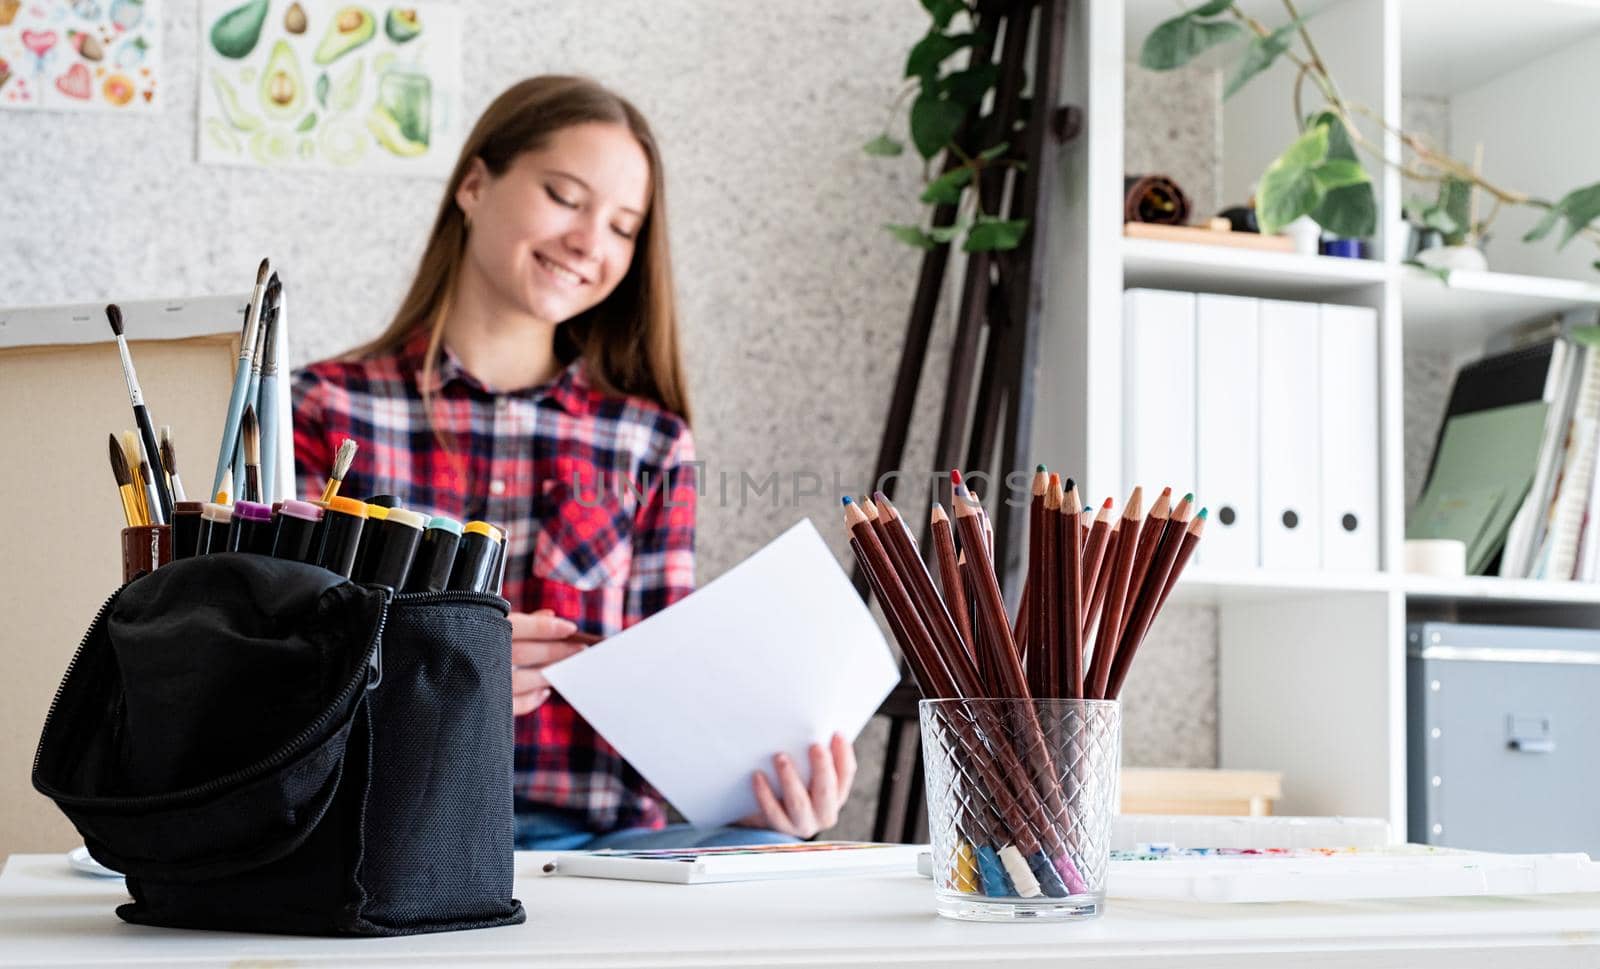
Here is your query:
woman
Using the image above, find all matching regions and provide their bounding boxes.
[293,76,856,850]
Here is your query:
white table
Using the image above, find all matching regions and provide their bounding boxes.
[3,851,1600,967]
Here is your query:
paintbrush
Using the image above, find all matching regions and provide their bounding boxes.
[106,304,173,523]
[159,425,186,502]
[321,438,358,503]
[211,258,271,497]
[123,429,160,526]
[237,275,278,489]
[241,404,261,504]
[257,296,281,504]
[108,432,142,527]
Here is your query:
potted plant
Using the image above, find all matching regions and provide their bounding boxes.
[1405,177,1487,271]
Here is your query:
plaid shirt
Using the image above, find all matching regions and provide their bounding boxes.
[292,329,697,833]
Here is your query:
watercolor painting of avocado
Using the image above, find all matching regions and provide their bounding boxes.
[197,0,460,175]
[0,0,161,111]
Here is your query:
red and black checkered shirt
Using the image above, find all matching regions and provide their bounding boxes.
[292,329,697,833]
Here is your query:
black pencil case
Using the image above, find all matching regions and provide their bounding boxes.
[31,553,526,937]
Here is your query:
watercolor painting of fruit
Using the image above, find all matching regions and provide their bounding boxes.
[0,0,160,111]
[198,0,460,175]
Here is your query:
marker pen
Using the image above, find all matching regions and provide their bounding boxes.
[357,507,427,589]
[271,499,324,564]
[447,521,504,593]
[172,501,205,560]
[229,500,274,555]
[316,496,368,578]
[198,502,234,554]
[403,516,462,593]
[352,503,391,580]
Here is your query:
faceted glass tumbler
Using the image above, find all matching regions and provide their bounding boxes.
[919,698,1121,922]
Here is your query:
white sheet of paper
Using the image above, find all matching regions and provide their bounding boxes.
[542,518,901,828]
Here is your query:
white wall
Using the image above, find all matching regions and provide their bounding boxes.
[1450,32,1600,280]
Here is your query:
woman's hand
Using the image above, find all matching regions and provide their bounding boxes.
[738,732,858,839]
[509,609,583,715]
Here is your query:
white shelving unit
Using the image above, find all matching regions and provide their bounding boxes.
[1042,0,1600,837]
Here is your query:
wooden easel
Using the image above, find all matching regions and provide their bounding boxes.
[865,0,1076,843]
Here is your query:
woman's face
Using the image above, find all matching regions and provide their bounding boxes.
[457,121,652,326]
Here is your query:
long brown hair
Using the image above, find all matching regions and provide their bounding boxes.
[351,75,691,425]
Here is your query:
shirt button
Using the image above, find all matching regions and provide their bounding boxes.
[489,479,507,496]
[495,396,509,413]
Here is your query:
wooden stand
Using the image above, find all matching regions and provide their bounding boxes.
[867,0,1075,843]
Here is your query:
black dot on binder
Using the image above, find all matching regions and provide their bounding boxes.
[1219,506,1237,526]
[1342,513,1359,532]
[1282,510,1299,529]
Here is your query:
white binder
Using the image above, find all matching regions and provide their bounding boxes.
[1195,294,1260,569]
[1123,289,1196,503]
[1258,299,1322,570]
[1317,303,1380,571]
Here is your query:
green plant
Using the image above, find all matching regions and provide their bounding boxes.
[863,0,1029,253]
[1139,0,1600,266]
[1405,177,1475,248]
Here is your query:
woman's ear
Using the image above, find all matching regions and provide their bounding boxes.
[455,157,490,223]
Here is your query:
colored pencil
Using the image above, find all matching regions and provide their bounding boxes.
[1115,487,1171,651]
[1062,479,1085,700]
[1080,500,1116,642]
[1086,488,1142,699]
[1038,473,1062,700]
[1024,467,1047,696]
[1108,499,1195,699]
[930,503,974,663]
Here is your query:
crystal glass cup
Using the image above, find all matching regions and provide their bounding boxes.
[919,697,1121,922]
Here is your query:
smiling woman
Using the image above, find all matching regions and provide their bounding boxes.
[290,76,858,852]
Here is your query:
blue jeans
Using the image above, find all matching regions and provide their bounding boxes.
[515,809,799,852]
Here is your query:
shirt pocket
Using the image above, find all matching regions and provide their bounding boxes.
[532,477,634,591]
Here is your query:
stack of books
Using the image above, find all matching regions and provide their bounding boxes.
[1412,325,1600,580]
